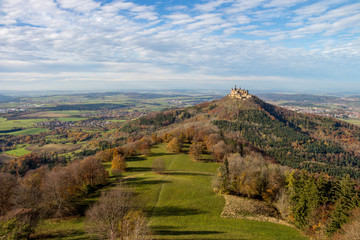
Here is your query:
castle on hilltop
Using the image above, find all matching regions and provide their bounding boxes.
[229,85,252,100]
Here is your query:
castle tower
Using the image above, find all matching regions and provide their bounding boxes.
[228,85,252,100]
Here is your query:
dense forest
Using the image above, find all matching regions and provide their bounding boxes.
[207,97,360,178]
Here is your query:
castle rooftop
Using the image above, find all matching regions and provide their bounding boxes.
[228,85,252,100]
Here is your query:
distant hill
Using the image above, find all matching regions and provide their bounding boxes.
[130,94,360,178]
[257,93,338,103]
[0,95,16,103]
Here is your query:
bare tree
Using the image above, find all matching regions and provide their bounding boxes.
[189,142,202,160]
[80,156,108,186]
[86,187,131,240]
[12,166,48,210]
[120,210,151,240]
[0,172,17,215]
[0,208,39,240]
[151,158,166,174]
[41,167,75,217]
[332,208,360,240]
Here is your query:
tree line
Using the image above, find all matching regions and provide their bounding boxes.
[213,153,360,238]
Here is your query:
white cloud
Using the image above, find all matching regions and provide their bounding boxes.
[195,0,232,12]
[264,0,308,8]
[186,13,225,30]
[308,2,360,23]
[57,0,100,13]
[165,5,188,11]
[0,0,359,91]
[166,13,195,25]
[294,0,332,20]
[224,0,265,14]
[235,15,251,25]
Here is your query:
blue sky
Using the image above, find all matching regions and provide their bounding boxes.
[0,0,359,92]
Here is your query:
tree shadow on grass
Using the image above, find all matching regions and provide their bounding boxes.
[162,171,213,176]
[124,177,171,187]
[126,166,152,172]
[126,156,147,162]
[31,230,93,240]
[197,158,216,163]
[152,225,224,236]
[151,206,206,217]
[148,152,174,157]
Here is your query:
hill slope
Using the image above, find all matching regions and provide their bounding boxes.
[131,95,360,178]
[208,96,360,178]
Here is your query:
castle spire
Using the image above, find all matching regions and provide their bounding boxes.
[228,85,252,100]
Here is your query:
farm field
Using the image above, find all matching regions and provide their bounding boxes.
[0,117,47,131]
[343,118,360,126]
[26,143,84,154]
[34,144,307,240]
[10,128,48,136]
[5,144,31,156]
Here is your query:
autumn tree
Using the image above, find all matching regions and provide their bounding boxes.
[0,173,17,215]
[166,137,183,153]
[41,167,76,216]
[205,133,221,152]
[111,154,126,175]
[12,166,48,210]
[0,208,39,240]
[95,149,115,162]
[189,141,202,160]
[332,208,360,240]
[120,210,151,240]
[212,140,230,162]
[80,156,108,187]
[86,187,150,240]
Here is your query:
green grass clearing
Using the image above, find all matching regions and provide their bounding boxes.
[10,128,48,136]
[124,144,307,240]
[33,217,91,240]
[342,118,360,126]
[5,144,31,156]
[0,117,48,131]
[33,143,307,240]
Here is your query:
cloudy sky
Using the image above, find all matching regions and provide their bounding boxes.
[0,0,359,92]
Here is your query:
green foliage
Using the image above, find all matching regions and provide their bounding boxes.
[285,171,359,235]
[290,174,321,229]
[327,175,359,235]
[212,106,360,178]
[166,137,183,153]
[111,155,127,175]
[0,209,39,240]
[214,153,285,202]
[1,152,69,176]
[138,110,191,128]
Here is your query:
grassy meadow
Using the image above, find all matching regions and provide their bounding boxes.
[34,144,307,240]
[342,118,360,126]
[5,144,31,156]
[0,117,47,131]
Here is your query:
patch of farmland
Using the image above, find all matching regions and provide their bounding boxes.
[26,143,84,154]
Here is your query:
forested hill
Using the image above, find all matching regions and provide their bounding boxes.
[207,96,360,178]
[127,94,360,178]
